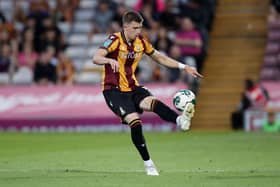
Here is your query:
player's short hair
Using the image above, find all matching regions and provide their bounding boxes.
[122,11,143,24]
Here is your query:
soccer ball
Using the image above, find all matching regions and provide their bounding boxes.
[173,89,196,111]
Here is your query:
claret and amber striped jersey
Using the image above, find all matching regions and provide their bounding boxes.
[100,31,155,92]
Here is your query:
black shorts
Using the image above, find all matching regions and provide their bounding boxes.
[103,86,152,121]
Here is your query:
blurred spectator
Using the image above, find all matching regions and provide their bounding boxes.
[154,26,173,54]
[0,0,215,86]
[92,0,114,33]
[53,0,80,23]
[269,0,280,22]
[178,0,208,30]
[0,22,17,44]
[46,46,59,66]
[159,0,179,30]
[42,16,62,38]
[244,80,269,109]
[199,0,217,31]
[175,17,203,71]
[0,22,18,56]
[271,0,280,13]
[22,16,36,32]
[0,11,6,24]
[262,111,280,132]
[13,1,27,23]
[0,44,13,73]
[0,44,16,83]
[28,0,50,25]
[17,43,38,70]
[0,29,10,48]
[33,50,57,85]
[108,3,128,33]
[29,0,50,15]
[112,3,128,27]
[20,28,35,52]
[166,45,185,83]
[231,79,270,130]
[134,0,165,21]
[39,16,65,53]
[40,28,61,53]
[28,0,50,52]
[138,3,157,30]
[56,51,75,85]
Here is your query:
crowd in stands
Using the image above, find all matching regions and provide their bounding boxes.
[261,0,280,81]
[0,0,217,89]
[231,1,280,131]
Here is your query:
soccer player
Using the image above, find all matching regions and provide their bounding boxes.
[93,11,203,176]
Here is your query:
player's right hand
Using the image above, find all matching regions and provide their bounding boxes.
[108,59,119,73]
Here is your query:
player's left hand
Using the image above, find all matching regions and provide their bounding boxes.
[185,66,203,78]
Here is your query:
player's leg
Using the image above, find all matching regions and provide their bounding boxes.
[125,113,150,161]
[140,96,178,122]
[124,113,159,176]
[103,89,158,175]
[103,90,149,160]
[140,95,194,131]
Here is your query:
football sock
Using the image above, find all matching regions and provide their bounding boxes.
[144,159,153,166]
[129,119,150,161]
[151,99,178,123]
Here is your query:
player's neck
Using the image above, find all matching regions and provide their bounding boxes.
[122,30,133,45]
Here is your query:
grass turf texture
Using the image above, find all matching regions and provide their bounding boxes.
[0,132,279,187]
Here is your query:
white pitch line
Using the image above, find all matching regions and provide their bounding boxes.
[0,169,279,174]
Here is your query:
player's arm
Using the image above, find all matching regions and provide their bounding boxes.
[93,48,119,72]
[150,50,203,78]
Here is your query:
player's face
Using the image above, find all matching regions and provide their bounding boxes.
[124,21,142,41]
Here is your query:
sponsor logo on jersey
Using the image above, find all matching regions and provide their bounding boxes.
[103,39,113,48]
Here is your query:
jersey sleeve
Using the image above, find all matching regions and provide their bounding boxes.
[99,34,119,53]
[142,37,155,56]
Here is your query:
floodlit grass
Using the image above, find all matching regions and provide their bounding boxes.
[0,131,279,187]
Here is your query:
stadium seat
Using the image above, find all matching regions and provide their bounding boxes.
[48,0,57,9]
[79,0,97,9]
[0,1,13,11]
[18,1,29,12]
[58,22,72,35]
[75,9,95,21]
[65,46,87,59]
[0,73,9,85]
[122,0,138,7]
[268,31,280,41]
[71,58,87,72]
[12,67,33,85]
[68,34,89,45]
[265,43,279,55]
[263,55,278,67]
[14,22,24,32]
[75,71,101,84]
[1,9,13,22]
[72,22,93,33]
[91,34,108,45]
[268,19,280,30]
[83,60,102,72]
[87,47,99,58]
[260,68,280,81]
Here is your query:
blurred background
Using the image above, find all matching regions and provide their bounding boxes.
[0,0,279,132]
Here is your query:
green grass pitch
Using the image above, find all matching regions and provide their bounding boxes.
[0,131,279,187]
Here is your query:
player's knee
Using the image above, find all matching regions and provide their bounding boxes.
[140,96,157,111]
[124,113,140,125]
